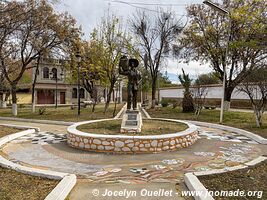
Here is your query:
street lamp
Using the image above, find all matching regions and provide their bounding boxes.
[203,0,230,123]
[203,0,229,14]
[76,51,82,116]
[50,69,64,109]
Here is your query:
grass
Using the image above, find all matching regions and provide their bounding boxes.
[147,107,267,138]
[0,126,20,138]
[0,126,58,199]
[198,160,267,200]
[0,103,124,122]
[0,167,59,200]
[77,119,188,135]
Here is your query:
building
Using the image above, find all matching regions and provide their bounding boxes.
[0,58,122,107]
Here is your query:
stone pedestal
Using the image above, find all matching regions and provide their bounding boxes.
[120,110,142,133]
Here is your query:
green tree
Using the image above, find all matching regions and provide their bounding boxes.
[0,0,81,115]
[80,40,104,112]
[179,0,267,109]
[195,72,221,85]
[178,69,194,112]
[92,15,135,113]
[158,72,175,88]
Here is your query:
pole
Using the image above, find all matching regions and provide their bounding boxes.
[55,78,58,109]
[220,66,226,123]
[77,64,81,115]
[119,80,122,103]
[203,1,230,124]
[157,72,160,104]
[219,17,231,123]
[141,86,143,105]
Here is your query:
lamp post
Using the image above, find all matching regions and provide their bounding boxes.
[203,0,230,123]
[50,69,64,109]
[76,51,82,116]
[117,77,122,104]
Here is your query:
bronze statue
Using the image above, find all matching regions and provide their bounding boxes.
[119,56,141,110]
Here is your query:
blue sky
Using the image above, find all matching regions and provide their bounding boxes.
[54,0,214,83]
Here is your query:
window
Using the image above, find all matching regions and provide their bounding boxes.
[72,88,85,98]
[80,88,85,98]
[51,68,57,79]
[72,88,77,98]
[43,67,49,79]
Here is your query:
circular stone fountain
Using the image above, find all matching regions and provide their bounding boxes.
[67,118,198,154]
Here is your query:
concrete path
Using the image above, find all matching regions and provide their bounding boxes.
[1,118,267,200]
[69,181,189,200]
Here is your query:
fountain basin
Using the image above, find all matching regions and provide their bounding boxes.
[67,118,198,154]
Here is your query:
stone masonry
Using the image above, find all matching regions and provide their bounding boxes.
[67,131,198,154]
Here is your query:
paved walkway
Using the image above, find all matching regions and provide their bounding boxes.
[1,118,267,200]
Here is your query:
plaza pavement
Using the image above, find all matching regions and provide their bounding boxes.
[0,118,266,200]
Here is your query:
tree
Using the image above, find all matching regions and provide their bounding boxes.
[80,40,103,112]
[178,69,194,112]
[195,72,221,85]
[238,67,267,128]
[0,65,10,108]
[0,0,81,115]
[193,74,209,116]
[92,15,134,113]
[179,0,267,109]
[131,10,183,108]
[158,72,175,88]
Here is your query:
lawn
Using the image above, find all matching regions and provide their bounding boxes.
[77,119,188,135]
[0,125,20,138]
[0,167,59,200]
[147,107,267,138]
[198,160,267,200]
[0,103,124,122]
[0,125,58,200]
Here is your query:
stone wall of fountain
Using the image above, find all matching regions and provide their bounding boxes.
[67,118,199,154]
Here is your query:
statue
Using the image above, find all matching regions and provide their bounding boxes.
[119,56,141,110]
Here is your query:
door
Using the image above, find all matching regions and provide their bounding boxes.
[37,90,54,104]
[60,92,65,104]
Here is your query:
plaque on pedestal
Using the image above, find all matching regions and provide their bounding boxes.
[120,107,142,133]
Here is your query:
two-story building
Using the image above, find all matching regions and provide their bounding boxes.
[0,58,122,107]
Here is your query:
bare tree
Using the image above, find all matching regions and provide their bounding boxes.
[192,84,208,116]
[130,10,183,108]
[0,68,9,108]
[238,67,267,128]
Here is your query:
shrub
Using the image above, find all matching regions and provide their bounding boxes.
[38,107,46,115]
[178,69,195,113]
[182,91,195,112]
[172,101,180,109]
[161,99,169,107]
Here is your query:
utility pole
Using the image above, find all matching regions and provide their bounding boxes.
[76,51,82,115]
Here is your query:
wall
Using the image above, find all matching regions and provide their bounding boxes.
[67,119,198,154]
[159,85,251,101]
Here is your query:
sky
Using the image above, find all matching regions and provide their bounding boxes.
[54,0,214,83]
